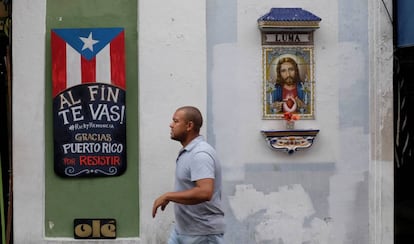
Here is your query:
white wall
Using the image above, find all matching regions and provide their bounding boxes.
[12,0,207,243]
[12,0,393,243]
[206,0,393,243]
[13,1,47,242]
[138,0,207,242]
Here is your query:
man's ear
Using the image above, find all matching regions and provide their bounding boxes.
[186,121,194,131]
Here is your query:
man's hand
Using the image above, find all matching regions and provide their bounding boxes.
[152,194,170,218]
[152,179,214,218]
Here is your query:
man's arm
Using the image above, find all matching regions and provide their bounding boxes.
[152,178,214,218]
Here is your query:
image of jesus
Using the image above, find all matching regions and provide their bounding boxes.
[271,57,306,113]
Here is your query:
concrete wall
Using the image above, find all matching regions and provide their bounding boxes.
[12,0,393,243]
[207,0,392,243]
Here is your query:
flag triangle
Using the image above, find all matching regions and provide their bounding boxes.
[52,27,124,60]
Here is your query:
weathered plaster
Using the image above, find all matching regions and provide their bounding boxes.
[228,184,330,243]
[207,0,392,243]
[11,0,394,243]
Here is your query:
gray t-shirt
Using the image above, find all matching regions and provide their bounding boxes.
[174,136,225,235]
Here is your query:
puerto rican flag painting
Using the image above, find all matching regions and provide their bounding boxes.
[51,27,126,96]
[51,28,127,178]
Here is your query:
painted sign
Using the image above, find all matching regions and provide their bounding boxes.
[263,32,313,45]
[51,28,127,177]
[74,218,116,239]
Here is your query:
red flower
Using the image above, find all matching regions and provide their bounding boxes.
[283,112,300,121]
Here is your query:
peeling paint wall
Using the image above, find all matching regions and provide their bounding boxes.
[207,0,392,243]
[12,0,393,243]
[229,184,331,243]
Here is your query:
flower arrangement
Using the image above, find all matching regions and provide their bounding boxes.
[283,112,300,121]
[283,112,300,129]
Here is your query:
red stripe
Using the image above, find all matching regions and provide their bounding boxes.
[81,56,96,83]
[110,31,126,89]
[51,31,67,97]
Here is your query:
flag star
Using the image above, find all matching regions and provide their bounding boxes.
[80,32,99,51]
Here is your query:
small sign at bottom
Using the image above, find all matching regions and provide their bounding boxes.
[74,218,116,239]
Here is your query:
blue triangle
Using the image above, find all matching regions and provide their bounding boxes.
[52,27,124,60]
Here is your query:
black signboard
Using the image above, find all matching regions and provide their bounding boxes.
[53,83,126,177]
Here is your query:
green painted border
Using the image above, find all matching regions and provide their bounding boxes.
[45,0,139,237]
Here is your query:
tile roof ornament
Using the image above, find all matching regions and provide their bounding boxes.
[258,8,321,31]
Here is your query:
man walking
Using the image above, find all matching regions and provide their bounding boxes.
[152,106,225,244]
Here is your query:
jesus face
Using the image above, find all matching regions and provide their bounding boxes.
[280,62,297,86]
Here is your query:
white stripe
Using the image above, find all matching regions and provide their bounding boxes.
[96,44,111,84]
[66,44,82,88]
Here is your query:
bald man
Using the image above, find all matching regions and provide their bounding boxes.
[152,106,225,244]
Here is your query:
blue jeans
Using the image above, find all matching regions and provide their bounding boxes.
[168,228,224,244]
